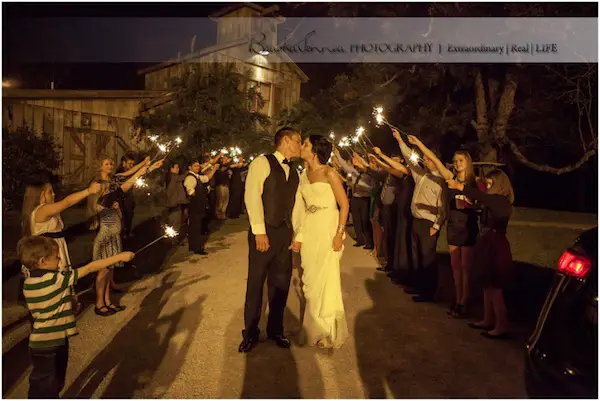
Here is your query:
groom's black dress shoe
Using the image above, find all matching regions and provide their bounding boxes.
[238,337,259,353]
[268,334,291,349]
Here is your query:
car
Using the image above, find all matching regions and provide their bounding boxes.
[524,227,598,398]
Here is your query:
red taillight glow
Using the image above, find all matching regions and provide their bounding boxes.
[557,250,592,279]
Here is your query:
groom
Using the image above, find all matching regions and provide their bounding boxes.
[239,127,304,353]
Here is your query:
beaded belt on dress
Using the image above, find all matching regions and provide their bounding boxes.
[306,205,328,214]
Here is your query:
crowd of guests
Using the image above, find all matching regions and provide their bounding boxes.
[14,127,516,397]
[330,128,515,340]
[164,152,249,254]
[16,148,252,398]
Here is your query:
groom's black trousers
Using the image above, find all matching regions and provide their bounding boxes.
[243,224,294,340]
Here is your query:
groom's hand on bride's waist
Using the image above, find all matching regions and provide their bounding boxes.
[255,234,270,252]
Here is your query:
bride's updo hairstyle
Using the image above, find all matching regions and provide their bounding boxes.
[308,135,333,165]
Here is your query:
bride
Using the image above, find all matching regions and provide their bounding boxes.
[290,135,350,348]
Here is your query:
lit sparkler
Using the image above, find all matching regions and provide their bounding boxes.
[134,177,148,188]
[353,126,370,153]
[148,135,159,142]
[211,151,217,156]
[409,150,422,166]
[135,225,179,255]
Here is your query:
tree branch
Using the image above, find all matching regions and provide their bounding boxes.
[508,138,597,175]
[336,72,400,111]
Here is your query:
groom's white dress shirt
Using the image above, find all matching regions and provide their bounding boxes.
[244,151,304,243]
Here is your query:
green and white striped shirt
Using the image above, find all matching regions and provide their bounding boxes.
[23,269,79,349]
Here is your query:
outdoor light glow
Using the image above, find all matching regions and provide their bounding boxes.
[2,79,16,88]
[259,50,270,56]
[250,156,255,161]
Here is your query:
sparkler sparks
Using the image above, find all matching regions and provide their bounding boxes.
[135,225,179,255]
[134,177,148,188]
[164,225,178,238]
[409,151,421,165]
[175,137,183,144]
[373,106,385,127]
[148,135,159,142]
[157,143,168,153]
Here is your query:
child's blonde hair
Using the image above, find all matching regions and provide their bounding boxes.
[18,236,58,270]
[21,182,52,237]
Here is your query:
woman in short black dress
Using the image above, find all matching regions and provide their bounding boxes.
[447,169,514,339]
[409,136,478,317]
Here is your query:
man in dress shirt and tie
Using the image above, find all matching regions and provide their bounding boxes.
[239,127,304,353]
[183,158,219,255]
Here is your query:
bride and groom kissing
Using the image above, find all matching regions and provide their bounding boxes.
[239,127,350,353]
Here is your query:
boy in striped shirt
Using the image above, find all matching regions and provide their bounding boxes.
[18,236,134,398]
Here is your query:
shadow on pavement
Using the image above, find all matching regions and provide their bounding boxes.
[2,335,31,397]
[436,252,555,333]
[219,305,325,399]
[355,272,529,398]
[63,271,209,398]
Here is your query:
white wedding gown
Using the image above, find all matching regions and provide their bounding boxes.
[296,172,349,349]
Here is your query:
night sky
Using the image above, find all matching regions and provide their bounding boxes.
[2,2,347,95]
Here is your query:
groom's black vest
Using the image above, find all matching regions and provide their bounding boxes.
[262,154,299,229]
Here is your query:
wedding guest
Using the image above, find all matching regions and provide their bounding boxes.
[371,148,414,285]
[115,153,137,239]
[227,157,248,219]
[393,129,446,303]
[214,156,232,220]
[334,149,376,250]
[19,235,134,399]
[370,147,412,277]
[447,169,514,339]
[21,179,103,315]
[409,136,478,318]
[184,158,220,255]
[165,162,189,244]
[87,156,162,316]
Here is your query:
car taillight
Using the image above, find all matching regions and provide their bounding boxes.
[557,249,592,279]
